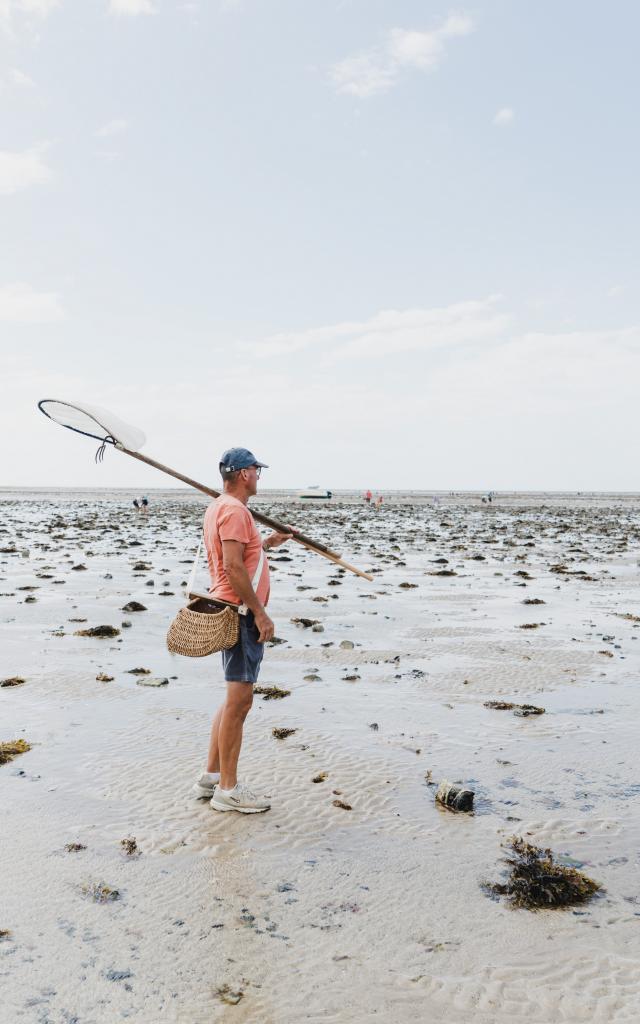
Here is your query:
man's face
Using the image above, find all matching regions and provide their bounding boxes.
[241,465,260,496]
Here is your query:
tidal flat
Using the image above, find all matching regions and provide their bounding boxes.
[1,490,640,1022]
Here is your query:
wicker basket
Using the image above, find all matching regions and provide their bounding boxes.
[167,597,239,657]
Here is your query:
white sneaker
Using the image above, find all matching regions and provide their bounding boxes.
[192,771,219,798]
[210,782,271,814]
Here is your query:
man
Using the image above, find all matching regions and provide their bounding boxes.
[193,447,292,814]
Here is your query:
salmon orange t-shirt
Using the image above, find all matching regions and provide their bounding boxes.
[203,494,270,607]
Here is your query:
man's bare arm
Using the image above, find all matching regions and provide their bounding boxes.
[222,539,274,642]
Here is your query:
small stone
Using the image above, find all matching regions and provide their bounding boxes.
[122,601,147,612]
[435,780,474,813]
[339,640,354,650]
[105,969,133,982]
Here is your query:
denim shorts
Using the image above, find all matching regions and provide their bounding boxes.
[221,610,264,684]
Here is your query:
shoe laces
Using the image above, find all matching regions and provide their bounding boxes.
[235,783,258,801]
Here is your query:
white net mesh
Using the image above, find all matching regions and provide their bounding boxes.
[38,400,146,451]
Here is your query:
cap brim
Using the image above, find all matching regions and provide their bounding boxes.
[255,461,269,468]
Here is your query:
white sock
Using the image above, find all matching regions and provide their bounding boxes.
[204,770,220,782]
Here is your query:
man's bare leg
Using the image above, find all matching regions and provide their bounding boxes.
[206,704,225,773]
[211,681,253,790]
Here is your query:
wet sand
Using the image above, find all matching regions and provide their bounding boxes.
[1,492,640,1022]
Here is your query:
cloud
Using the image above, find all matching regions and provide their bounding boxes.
[331,12,474,98]
[0,0,59,31]
[331,53,396,99]
[108,0,156,15]
[493,107,514,126]
[0,144,51,194]
[94,118,128,137]
[0,282,64,322]
[245,296,508,359]
[3,301,639,489]
[2,67,36,89]
[163,314,640,489]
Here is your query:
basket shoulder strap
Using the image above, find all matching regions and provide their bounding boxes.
[251,547,265,590]
[239,546,266,616]
[187,534,203,596]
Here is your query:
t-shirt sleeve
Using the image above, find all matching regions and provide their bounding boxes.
[217,505,253,545]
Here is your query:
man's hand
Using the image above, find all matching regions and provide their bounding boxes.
[264,525,294,550]
[254,609,275,643]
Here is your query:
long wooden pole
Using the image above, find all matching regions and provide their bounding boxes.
[118,444,374,581]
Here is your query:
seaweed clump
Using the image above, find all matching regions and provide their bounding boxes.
[120,837,139,857]
[216,985,243,1006]
[0,739,31,765]
[74,625,120,638]
[81,881,121,903]
[486,836,602,910]
[272,727,297,739]
[484,700,545,717]
[254,685,290,700]
[1,676,26,688]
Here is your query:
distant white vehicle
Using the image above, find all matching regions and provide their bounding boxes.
[298,486,332,500]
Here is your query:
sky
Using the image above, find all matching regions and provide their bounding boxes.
[1,0,639,491]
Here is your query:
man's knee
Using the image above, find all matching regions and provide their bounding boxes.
[226,683,253,716]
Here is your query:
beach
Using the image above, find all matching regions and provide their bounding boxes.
[1,490,640,1023]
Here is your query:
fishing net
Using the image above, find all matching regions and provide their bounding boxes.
[38,400,146,461]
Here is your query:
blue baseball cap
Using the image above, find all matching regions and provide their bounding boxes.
[219,447,269,471]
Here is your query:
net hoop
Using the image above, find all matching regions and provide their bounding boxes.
[37,399,146,453]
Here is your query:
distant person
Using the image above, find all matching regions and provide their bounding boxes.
[375,495,383,509]
[132,498,140,513]
[364,489,372,504]
[141,495,149,515]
